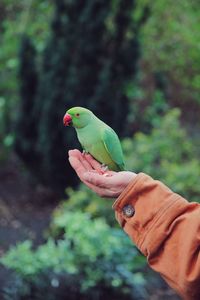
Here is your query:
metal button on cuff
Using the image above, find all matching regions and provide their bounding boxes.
[122,204,135,218]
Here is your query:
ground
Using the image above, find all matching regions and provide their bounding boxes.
[0,154,180,299]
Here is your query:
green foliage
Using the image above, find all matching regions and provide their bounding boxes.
[126,84,169,133]
[1,211,146,300]
[0,0,52,165]
[51,185,116,232]
[123,108,200,202]
[0,0,52,142]
[139,0,200,108]
[141,0,200,77]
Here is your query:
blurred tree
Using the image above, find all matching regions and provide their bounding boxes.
[0,0,52,155]
[16,0,147,191]
[14,35,39,168]
[138,0,200,123]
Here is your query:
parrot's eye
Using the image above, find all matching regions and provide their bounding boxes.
[76,113,80,117]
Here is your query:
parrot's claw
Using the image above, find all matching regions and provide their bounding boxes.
[94,164,108,175]
[82,150,89,156]
[101,163,108,171]
[100,164,108,173]
[98,165,112,176]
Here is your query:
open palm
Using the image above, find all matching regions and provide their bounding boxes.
[68,149,136,198]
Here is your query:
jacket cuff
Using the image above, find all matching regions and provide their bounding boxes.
[112,173,188,256]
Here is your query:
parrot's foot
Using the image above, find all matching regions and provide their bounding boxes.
[82,150,89,155]
[101,163,108,172]
[95,164,109,175]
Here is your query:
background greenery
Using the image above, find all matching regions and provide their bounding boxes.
[0,0,200,299]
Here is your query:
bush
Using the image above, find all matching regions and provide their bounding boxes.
[1,211,147,300]
[136,0,200,126]
[50,185,116,232]
[123,108,200,202]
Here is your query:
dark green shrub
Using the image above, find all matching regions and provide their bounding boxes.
[137,0,200,124]
[14,35,39,168]
[123,108,200,202]
[126,85,169,133]
[1,211,147,300]
[50,185,116,232]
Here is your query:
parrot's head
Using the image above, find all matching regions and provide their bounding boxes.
[63,107,93,129]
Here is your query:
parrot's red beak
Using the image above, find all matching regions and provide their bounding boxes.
[63,113,72,126]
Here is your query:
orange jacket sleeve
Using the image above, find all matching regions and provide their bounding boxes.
[113,173,200,300]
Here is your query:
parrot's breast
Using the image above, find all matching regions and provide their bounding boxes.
[76,126,119,171]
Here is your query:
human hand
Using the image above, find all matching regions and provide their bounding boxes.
[68,149,137,198]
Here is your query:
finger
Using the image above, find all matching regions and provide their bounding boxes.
[68,156,118,197]
[68,150,118,197]
[69,149,94,171]
[67,159,113,196]
[81,154,94,171]
[84,154,114,176]
[68,149,82,158]
[84,153,102,170]
[68,155,87,178]
[68,159,115,197]
[82,171,114,188]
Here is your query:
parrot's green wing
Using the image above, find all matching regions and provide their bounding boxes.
[103,127,125,170]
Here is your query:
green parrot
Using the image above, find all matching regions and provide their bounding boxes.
[63,107,125,171]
